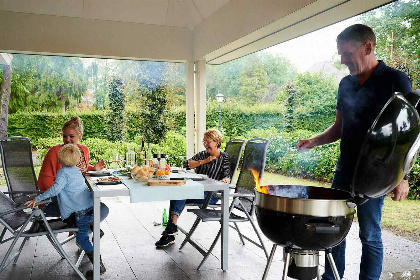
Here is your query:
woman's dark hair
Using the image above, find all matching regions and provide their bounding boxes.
[337,24,376,46]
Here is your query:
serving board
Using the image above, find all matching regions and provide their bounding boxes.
[147,179,186,186]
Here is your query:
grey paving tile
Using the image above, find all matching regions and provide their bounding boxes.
[1,196,419,280]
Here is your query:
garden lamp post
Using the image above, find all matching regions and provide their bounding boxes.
[216,93,224,131]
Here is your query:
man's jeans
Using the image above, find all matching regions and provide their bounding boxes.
[323,167,385,280]
[169,191,219,218]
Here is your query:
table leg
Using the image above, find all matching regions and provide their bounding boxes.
[93,195,100,280]
[221,188,229,270]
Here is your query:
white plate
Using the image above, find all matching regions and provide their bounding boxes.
[87,170,112,177]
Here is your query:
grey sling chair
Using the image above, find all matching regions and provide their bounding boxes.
[0,137,84,267]
[180,138,270,270]
[180,138,246,213]
[224,138,246,181]
[0,191,86,279]
[0,136,41,205]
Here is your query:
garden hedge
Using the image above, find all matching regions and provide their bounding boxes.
[8,110,284,141]
[9,112,419,199]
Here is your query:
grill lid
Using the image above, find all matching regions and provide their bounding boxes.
[352,92,420,198]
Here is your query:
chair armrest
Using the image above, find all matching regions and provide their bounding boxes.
[4,191,43,195]
[0,198,52,217]
[34,198,52,206]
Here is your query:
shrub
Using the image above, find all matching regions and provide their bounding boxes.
[107,77,126,141]
[8,108,284,141]
[408,162,420,199]
[140,84,169,144]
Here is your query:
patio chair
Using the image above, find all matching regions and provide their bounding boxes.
[0,191,86,279]
[0,136,41,204]
[180,138,270,269]
[0,137,85,267]
[224,138,246,181]
[181,138,246,212]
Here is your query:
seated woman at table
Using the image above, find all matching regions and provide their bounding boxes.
[37,116,109,226]
[155,129,231,248]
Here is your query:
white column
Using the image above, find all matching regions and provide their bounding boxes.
[186,61,195,159]
[194,60,206,154]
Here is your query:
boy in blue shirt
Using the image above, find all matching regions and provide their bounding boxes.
[25,144,107,278]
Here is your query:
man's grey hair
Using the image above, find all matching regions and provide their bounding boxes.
[337,24,376,47]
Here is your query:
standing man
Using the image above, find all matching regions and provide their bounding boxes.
[296,24,412,279]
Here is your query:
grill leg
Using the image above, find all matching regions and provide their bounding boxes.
[317,265,321,280]
[282,248,291,280]
[326,250,340,280]
[262,244,277,280]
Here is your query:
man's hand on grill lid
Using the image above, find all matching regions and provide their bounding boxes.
[391,179,409,201]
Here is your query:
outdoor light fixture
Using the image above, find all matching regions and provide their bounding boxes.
[216,93,224,131]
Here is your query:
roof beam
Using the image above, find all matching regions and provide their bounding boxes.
[195,0,394,64]
[0,10,193,62]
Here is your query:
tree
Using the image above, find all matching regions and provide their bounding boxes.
[259,52,297,86]
[9,54,88,113]
[238,57,268,104]
[207,59,243,101]
[0,64,12,138]
[140,84,169,145]
[359,0,420,88]
[207,52,296,103]
[107,77,126,141]
[279,72,338,132]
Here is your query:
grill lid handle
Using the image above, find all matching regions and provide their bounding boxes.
[347,196,369,207]
[305,222,340,234]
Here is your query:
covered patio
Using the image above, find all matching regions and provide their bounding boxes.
[1,1,419,279]
[0,0,396,156]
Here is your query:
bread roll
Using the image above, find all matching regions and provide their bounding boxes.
[131,165,142,175]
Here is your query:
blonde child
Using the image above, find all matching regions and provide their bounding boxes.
[25,144,107,277]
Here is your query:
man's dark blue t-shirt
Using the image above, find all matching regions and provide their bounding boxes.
[335,60,412,190]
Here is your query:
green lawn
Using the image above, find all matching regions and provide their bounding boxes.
[382,197,419,235]
[260,172,330,187]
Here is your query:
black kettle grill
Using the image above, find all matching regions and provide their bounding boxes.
[256,91,420,280]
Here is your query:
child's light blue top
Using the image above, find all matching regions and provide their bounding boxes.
[35,166,93,219]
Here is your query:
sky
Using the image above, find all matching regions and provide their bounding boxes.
[264,17,358,73]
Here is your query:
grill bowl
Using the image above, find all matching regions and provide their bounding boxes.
[255,185,355,250]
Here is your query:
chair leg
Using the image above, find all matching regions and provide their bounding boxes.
[0,227,6,243]
[197,227,222,270]
[0,212,33,272]
[248,218,269,259]
[262,244,278,280]
[233,222,245,245]
[37,210,86,280]
[13,237,28,265]
[238,200,269,259]
[46,234,66,259]
[60,233,76,246]
[76,250,85,268]
[180,216,202,250]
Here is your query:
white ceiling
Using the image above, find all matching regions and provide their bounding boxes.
[0,0,395,64]
[0,0,230,31]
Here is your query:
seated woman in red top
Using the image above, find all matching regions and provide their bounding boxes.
[38,116,109,223]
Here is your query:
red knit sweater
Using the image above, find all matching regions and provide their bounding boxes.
[37,144,94,191]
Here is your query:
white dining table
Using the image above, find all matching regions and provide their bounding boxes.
[87,174,231,280]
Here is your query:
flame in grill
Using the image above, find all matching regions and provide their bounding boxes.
[250,168,268,194]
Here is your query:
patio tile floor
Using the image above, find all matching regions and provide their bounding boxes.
[0,195,419,280]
